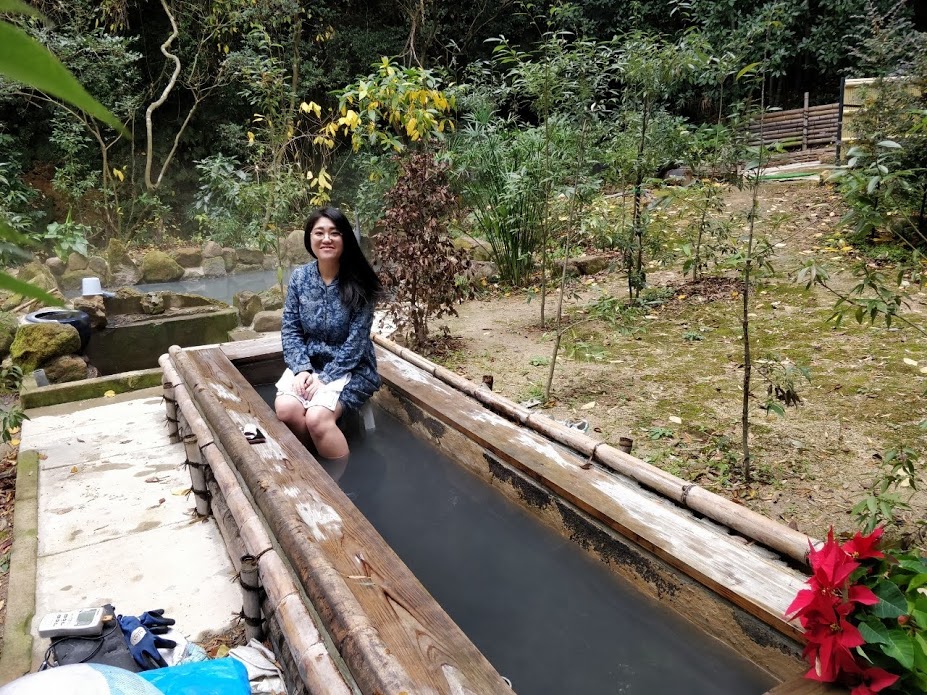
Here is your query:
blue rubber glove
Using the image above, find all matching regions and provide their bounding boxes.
[117,615,176,670]
[138,609,175,635]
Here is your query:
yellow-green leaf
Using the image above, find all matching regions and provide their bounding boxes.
[0,267,63,306]
[0,0,44,17]
[0,21,124,133]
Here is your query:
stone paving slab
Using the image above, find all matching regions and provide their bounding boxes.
[20,390,241,670]
[37,447,195,556]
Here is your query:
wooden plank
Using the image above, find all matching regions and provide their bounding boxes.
[219,333,283,362]
[376,348,807,642]
[180,347,509,695]
[764,676,846,694]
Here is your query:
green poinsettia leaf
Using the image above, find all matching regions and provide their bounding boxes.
[914,633,927,670]
[899,557,927,574]
[0,21,125,133]
[913,609,927,629]
[873,580,909,619]
[909,573,927,592]
[860,618,890,646]
[881,629,915,670]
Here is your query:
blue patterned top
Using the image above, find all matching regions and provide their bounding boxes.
[281,262,380,410]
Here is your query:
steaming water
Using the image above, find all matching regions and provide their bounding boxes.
[254,386,776,695]
[134,268,286,304]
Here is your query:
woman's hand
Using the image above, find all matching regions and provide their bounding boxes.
[294,371,314,399]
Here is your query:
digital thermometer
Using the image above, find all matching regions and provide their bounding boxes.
[38,607,106,638]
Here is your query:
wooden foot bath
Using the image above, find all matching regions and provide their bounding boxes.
[160,334,826,694]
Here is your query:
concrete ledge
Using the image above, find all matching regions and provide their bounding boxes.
[21,368,163,409]
[0,451,39,684]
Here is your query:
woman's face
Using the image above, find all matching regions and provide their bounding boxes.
[309,216,344,263]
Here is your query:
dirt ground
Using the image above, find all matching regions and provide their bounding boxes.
[437,181,927,548]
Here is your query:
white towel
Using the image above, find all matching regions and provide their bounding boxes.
[274,368,350,411]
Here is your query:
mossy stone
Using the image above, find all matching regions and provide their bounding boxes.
[10,323,81,373]
[0,311,18,356]
[141,251,184,282]
[105,238,132,268]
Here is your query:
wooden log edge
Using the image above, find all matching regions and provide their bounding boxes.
[167,346,420,695]
[159,353,353,695]
[372,334,818,565]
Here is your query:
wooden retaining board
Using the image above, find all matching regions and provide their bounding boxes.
[182,347,509,695]
[373,349,807,642]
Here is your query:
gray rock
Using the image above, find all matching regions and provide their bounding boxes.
[237,248,265,265]
[253,309,283,333]
[229,327,261,342]
[568,255,611,276]
[141,292,166,315]
[43,354,88,383]
[285,229,311,265]
[202,240,224,258]
[182,267,205,280]
[202,256,227,277]
[46,257,66,276]
[233,291,263,326]
[463,261,499,283]
[66,252,89,271]
[235,263,263,274]
[173,247,203,268]
[87,256,109,282]
[258,285,284,312]
[111,262,142,286]
[222,247,238,272]
[263,254,277,271]
[72,295,107,329]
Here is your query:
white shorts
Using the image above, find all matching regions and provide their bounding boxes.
[275,369,351,412]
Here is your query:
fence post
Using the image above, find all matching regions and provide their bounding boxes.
[802,92,809,151]
[835,77,846,164]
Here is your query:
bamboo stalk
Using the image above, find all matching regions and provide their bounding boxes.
[162,370,179,442]
[241,555,265,642]
[168,346,418,695]
[183,432,211,516]
[372,334,818,563]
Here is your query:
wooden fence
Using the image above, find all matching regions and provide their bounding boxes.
[748,93,840,151]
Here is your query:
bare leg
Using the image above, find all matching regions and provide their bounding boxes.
[304,404,348,458]
[275,396,312,447]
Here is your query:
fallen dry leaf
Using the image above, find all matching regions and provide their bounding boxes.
[903,358,918,367]
[580,401,596,410]
[669,416,682,425]
[104,390,116,398]
[69,466,78,474]
[145,477,161,483]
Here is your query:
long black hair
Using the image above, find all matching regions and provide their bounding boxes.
[304,207,382,311]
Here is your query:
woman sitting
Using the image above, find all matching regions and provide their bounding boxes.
[275,207,382,462]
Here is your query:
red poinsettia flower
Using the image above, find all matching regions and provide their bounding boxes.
[841,527,885,561]
[846,583,879,607]
[808,530,860,589]
[802,602,864,682]
[849,666,900,695]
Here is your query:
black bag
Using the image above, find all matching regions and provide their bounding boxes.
[50,605,140,673]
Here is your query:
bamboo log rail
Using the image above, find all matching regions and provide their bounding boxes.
[166,345,510,694]
[159,354,353,695]
[370,334,818,564]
